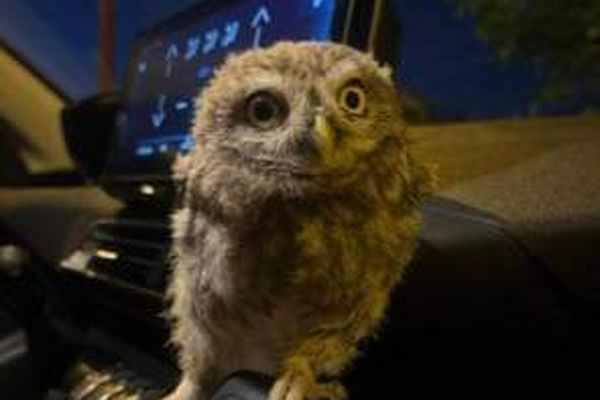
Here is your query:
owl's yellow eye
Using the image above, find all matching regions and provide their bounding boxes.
[245,91,288,130]
[339,83,367,115]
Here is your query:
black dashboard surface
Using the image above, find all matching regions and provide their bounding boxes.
[1,183,599,396]
[345,197,598,394]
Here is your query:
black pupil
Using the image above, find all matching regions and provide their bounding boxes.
[345,89,361,110]
[252,97,276,122]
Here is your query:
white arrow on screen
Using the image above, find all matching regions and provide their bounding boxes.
[250,6,271,48]
[165,44,179,78]
[151,94,167,128]
[175,100,189,111]
[137,61,148,74]
[313,0,324,9]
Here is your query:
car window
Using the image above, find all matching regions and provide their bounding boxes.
[391,0,598,122]
[385,0,599,201]
[0,0,200,101]
[3,0,596,113]
[0,0,98,101]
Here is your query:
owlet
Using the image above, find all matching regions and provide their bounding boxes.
[165,41,432,400]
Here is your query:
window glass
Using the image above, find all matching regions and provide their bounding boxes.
[391,0,599,122]
[0,0,98,100]
[2,0,597,117]
[0,0,200,100]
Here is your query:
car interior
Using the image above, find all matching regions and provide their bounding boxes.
[1,0,599,398]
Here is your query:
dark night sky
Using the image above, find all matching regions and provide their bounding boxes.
[392,0,543,120]
[0,0,590,120]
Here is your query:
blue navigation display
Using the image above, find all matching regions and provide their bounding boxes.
[109,0,339,177]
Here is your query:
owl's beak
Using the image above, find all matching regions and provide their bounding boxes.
[314,114,335,158]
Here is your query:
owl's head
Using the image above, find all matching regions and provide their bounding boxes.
[187,42,418,215]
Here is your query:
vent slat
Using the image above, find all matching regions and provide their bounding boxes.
[93,232,167,252]
[86,217,172,291]
[96,218,170,231]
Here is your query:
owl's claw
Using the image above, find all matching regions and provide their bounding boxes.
[269,371,346,400]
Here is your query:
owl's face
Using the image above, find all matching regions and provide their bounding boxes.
[190,42,406,204]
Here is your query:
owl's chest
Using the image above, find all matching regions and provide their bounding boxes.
[186,223,307,372]
[184,205,416,372]
[191,204,409,321]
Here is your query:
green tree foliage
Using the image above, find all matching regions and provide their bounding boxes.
[449,0,600,102]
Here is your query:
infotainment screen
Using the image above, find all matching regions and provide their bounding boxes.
[104,0,345,181]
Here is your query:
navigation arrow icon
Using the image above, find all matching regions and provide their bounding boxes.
[165,44,179,78]
[151,94,167,129]
[166,44,179,60]
[250,6,271,48]
[251,6,271,28]
[137,61,147,74]
[152,112,165,129]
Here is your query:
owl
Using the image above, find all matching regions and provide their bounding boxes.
[165,41,432,400]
